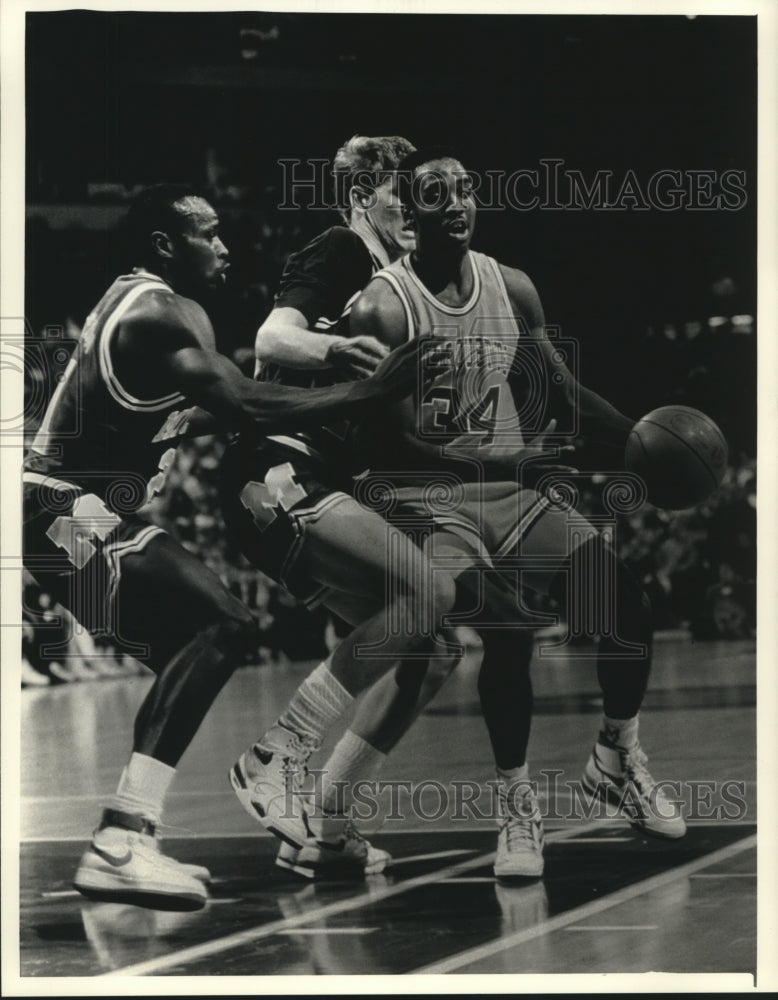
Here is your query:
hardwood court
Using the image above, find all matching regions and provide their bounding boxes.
[17,635,756,982]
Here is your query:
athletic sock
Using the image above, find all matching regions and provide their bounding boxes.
[495,763,533,820]
[319,729,387,815]
[112,752,176,827]
[600,713,639,751]
[262,660,354,750]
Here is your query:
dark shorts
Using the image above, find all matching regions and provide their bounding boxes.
[219,440,351,606]
[23,472,252,667]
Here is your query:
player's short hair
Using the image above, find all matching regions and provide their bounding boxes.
[332,135,416,221]
[123,183,205,262]
[396,146,463,209]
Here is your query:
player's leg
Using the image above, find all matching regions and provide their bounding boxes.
[227,492,458,855]
[23,484,258,909]
[421,515,545,880]
[75,529,259,910]
[518,496,686,841]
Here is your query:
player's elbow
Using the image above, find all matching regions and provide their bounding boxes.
[254,319,282,363]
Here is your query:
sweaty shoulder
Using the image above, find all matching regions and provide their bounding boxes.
[350,273,409,349]
[119,288,215,352]
[498,263,545,334]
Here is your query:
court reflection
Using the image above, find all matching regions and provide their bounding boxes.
[79,900,204,971]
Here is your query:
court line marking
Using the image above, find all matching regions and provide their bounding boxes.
[565,925,659,932]
[277,927,377,936]
[440,877,495,883]
[690,872,756,878]
[99,821,601,978]
[393,849,476,865]
[558,837,632,844]
[413,833,756,975]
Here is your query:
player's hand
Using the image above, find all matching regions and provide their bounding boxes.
[326,336,389,379]
[366,336,426,399]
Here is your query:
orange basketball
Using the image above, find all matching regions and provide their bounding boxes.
[625,405,728,510]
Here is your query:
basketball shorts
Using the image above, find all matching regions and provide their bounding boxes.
[219,440,352,607]
[361,478,599,598]
[22,472,251,667]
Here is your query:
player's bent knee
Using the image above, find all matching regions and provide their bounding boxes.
[215,606,260,659]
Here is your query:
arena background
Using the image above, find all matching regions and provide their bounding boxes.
[22,10,756,673]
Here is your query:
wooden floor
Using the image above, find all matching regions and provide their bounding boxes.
[9,635,763,990]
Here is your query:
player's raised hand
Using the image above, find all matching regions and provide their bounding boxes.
[326,336,389,378]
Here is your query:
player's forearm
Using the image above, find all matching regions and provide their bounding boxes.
[255,323,339,370]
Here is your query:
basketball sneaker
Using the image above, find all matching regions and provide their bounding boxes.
[582,738,687,839]
[493,782,545,880]
[73,810,208,911]
[276,815,392,879]
[230,725,318,848]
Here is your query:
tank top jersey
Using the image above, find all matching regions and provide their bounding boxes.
[364,250,525,474]
[23,270,199,514]
[255,225,390,481]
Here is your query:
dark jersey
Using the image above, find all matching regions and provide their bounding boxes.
[23,270,200,514]
[256,225,390,478]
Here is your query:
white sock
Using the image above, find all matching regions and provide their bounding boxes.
[601,713,639,750]
[496,763,534,820]
[496,763,530,785]
[320,729,387,814]
[266,661,354,748]
[112,753,176,826]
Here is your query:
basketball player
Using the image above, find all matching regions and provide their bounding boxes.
[22,184,422,910]
[223,136,540,880]
[346,147,687,877]
[222,136,463,878]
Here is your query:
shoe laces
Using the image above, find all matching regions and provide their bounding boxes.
[620,744,656,793]
[342,818,367,846]
[284,731,320,768]
[500,792,541,849]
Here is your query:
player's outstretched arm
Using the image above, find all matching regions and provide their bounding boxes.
[167,339,420,434]
[502,266,635,448]
[119,292,419,436]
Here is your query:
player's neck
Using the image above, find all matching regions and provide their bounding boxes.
[410,246,472,301]
[133,264,173,289]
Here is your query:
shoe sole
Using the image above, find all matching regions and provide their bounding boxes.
[229,759,308,850]
[494,870,544,882]
[582,773,687,839]
[74,873,206,912]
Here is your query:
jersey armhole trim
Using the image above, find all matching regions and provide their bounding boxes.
[373,271,415,342]
[98,282,186,412]
[485,256,522,339]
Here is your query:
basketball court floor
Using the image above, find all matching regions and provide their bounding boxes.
[12,632,760,988]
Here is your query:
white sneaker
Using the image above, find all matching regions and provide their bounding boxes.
[74,820,208,911]
[582,740,687,839]
[230,726,318,848]
[493,784,545,880]
[276,816,392,879]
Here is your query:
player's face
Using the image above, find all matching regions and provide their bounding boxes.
[409,159,476,251]
[169,197,230,293]
[364,175,416,259]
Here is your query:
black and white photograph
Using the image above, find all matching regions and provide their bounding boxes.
[1,0,776,992]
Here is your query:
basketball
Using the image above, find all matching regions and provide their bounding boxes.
[625,406,729,510]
